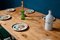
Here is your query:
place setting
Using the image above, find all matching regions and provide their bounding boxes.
[12,22,29,32]
[0,14,12,21]
[25,9,35,14]
[5,8,16,12]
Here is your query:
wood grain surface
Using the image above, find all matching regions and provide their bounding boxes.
[0,7,60,40]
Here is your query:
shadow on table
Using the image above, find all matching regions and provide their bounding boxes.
[52,28,60,32]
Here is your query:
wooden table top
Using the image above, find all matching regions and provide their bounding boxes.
[0,7,60,40]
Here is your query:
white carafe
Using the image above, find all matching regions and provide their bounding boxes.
[44,10,55,31]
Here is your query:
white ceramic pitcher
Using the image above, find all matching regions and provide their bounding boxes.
[44,10,55,31]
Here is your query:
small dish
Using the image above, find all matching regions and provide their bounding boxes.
[0,15,11,21]
[25,9,34,14]
[6,8,16,12]
[12,23,29,31]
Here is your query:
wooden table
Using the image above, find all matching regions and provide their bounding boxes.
[0,7,60,40]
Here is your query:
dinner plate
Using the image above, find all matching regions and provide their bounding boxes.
[6,8,16,12]
[0,15,11,21]
[25,9,34,13]
[12,23,29,31]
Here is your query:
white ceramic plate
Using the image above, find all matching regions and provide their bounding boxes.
[6,8,16,12]
[12,23,29,31]
[25,9,34,13]
[0,15,11,20]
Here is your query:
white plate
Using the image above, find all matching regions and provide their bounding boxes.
[25,9,34,13]
[0,15,11,20]
[6,8,16,12]
[12,23,29,31]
